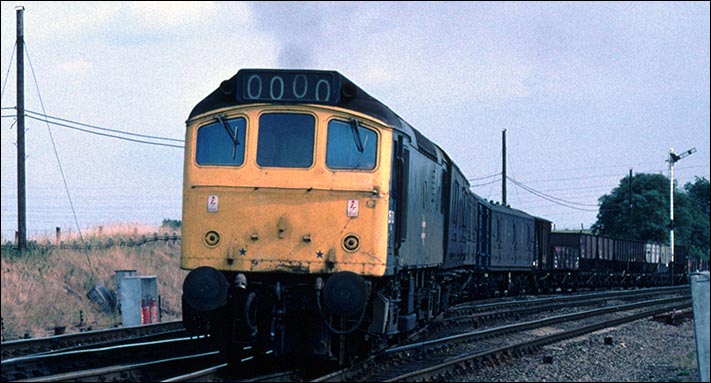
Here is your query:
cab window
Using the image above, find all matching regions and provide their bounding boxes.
[196,117,246,166]
[257,113,315,168]
[326,119,377,170]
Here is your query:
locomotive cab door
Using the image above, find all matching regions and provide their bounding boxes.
[389,134,410,261]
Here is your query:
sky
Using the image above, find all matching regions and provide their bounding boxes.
[1,1,709,239]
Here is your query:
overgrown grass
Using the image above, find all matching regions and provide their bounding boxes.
[1,223,187,341]
[672,351,698,378]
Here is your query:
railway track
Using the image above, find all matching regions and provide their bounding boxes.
[1,333,216,382]
[312,290,691,382]
[448,285,685,316]
[1,287,689,382]
[428,285,688,339]
[16,351,223,382]
[164,366,303,382]
[3,328,298,382]
[1,320,186,360]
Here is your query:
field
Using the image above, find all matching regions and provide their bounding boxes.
[1,223,187,341]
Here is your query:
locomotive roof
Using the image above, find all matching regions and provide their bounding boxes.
[188,68,444,164]
[189,69,403,127]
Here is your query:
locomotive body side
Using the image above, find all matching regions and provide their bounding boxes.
[390,125,447,271]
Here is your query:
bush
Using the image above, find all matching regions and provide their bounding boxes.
[161,219,181,230]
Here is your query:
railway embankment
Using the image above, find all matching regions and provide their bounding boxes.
[1,223,186,341]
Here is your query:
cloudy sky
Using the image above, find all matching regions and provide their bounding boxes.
[1,1,709,238]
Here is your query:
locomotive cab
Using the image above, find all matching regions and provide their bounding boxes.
[180,70,396,365]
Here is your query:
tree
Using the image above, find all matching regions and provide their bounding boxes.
[592,173,668,242]
[681,177,710,260]
[592,174,710,261]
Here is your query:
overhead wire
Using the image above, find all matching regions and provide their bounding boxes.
[3,108,184,148]
[463,158,709,219]
[25,42,95,272]
[467,173,499,182]
[2,41,182,149]
[24,109,184,142]
[508,150,523,208]
[507,176,622,212]
[485,153,501,201]
[470,177,501,188]
[23,113,184,148]
[0,42,15,102]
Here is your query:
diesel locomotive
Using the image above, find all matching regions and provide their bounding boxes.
[180,68,692,367]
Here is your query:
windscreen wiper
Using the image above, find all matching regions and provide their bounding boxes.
[350,118,364,153]
[216,114,240,159]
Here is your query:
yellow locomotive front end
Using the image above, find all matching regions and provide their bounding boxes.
[179,69,401,365]
[181,105,392,277]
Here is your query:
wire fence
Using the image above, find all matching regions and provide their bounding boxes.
[1,232,181,251]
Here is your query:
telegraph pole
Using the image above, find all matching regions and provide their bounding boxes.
[667,147,696,283]
[16,6,27,256]
[628,168,633,239]
[502,129,507,206]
